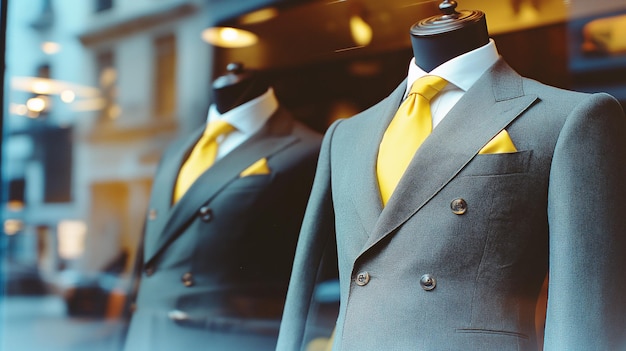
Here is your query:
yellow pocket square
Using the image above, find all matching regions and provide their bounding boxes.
[240,158,271,177]
[479,129,517,154]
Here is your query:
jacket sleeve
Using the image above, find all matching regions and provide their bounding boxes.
[545,93,626,350]
[276,120,342,351]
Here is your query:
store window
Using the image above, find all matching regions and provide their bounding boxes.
[2,1,626,351]
[153,33,177,120]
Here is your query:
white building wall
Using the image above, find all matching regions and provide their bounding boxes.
[3,0,215,275]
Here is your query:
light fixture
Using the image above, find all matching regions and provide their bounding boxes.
[41,41,61,55]
[348,2,373,47]
[350,15,373,46]
[60,90,76,103]
[26,96,48,113]
[4,219,23,235]
[201,27,259,48]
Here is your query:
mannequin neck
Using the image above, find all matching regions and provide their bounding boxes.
[410,14,489,72]
[212,77,268,114]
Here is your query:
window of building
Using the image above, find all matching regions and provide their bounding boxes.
[153,33,177,120]
[96,50,118,121]
[41,126,73,203]
[95,0,113,13]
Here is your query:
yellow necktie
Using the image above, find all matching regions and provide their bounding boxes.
[173,120,234,203]
[377,75,448,206]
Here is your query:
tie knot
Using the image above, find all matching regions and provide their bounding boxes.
[203,120,235,140]
[409,75,448,101]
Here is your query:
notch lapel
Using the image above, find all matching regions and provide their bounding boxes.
[143,108,299,265]
[359,59,539,255]
[348,81,407,237]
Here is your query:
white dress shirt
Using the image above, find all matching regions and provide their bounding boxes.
[206,87,278,161]
[405,39,500,129]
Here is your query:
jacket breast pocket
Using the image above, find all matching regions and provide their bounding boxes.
[458,150,532,177]
[227,173,274,192]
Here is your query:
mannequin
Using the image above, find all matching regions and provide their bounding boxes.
[212,62,270,114]
[276,1,626,350]
[124,59,322,350]
[410,0,489,71]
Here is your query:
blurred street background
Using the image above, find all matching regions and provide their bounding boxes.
[1,295,126,351]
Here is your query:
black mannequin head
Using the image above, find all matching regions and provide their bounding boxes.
[211,62,270,114]
[410,0,489,72]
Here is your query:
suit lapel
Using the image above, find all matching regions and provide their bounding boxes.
[142,132,200,261]
[348,81,406,237]
[143,108,298,265]
[360,59,539,254]
[157,130,203,208]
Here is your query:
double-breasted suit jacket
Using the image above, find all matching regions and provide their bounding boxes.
[124,107,321,351]
[277,59,626,351]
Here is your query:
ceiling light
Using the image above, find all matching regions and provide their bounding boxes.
[201,27,259,48]
[61,90,76,103]
[41,41,61,55]
[26,96,48,113]
[350,15,373,46]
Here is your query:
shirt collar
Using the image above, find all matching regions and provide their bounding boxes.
[207,87,278,136]
[405,39,500,97]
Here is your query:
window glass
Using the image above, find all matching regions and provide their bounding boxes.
[1,1,625,350]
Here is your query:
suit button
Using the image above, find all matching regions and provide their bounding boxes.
[450,198,467,215]
[420,274,436,291]
[198,206,213,222]
[182,272,194,287]
[144,265,155,277]
[355,271,370,286]
[148,209,157,220]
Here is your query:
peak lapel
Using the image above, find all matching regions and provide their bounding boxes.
[143,108,299,265]
[142,130,202,262]
[360,59,538,255]
[348,81,407,237]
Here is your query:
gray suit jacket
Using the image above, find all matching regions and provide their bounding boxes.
[124,107,321,351]
[277,59,626,351]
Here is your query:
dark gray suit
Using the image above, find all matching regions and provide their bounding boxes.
[124,108,321,351]
[277,59,626,351]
